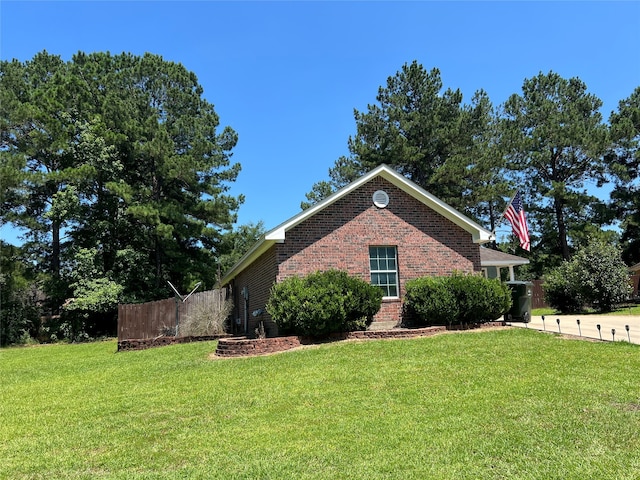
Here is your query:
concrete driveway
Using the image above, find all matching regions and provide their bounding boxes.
[508,314,640,345]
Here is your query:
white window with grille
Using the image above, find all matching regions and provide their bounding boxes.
[369,246,399,298]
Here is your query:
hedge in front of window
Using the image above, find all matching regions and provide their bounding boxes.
[405,273,512,326]
[266,270,383,337]
[403,276,459,326]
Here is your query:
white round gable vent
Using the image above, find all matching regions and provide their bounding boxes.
[372,190,389,208]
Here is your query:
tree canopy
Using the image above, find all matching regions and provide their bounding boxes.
[2,54,638,343]
[608,87,640,265]
[302,61,513,229]
[305,63,636,277]
[502,71,610,261]
[1,51,243,338]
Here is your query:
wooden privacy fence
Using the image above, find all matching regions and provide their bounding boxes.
[531,280,547,309]
[118,289,227,341]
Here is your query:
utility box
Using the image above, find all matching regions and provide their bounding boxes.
[504,281,533,323]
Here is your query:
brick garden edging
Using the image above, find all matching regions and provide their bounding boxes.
[214,321,505,357]
[117,321,506,354]
[215,335,309,357]
[118,334,231,352]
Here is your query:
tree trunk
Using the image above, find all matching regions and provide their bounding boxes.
[553,195,571,260]
[52,219,61,279]
[489,201,496,232]
[155,235,162,290]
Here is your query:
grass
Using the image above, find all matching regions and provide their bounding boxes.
[533,303,640,316]
[1,330,639,479]
[532,307,559,316]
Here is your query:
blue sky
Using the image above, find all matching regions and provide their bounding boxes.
[1,1,639,245]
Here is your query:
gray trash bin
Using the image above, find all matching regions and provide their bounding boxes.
[504,281,532,323]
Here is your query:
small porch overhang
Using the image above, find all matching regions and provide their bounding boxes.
[480,247,529,282]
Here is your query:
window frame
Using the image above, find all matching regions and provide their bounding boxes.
[368,245,399,299]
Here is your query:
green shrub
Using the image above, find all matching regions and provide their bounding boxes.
[404,277,458,325]
[264,275,302,335]
[0,285,42,346]
[449,273,512,324]
[485,277,514,321]
[572,238,632,312]
[266,270,383,337]
[544,238,632,313]
[0,301,41,346]
[404,273,511,326]
[341,273,385,331]
[543,263,584,313]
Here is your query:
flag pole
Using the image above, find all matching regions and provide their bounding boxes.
[492,190,519,237]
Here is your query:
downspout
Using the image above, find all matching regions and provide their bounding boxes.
[241,287,249,335]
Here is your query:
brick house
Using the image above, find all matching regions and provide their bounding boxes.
[221,164,494,337]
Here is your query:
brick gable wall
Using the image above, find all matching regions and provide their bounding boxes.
[274,177,481,325]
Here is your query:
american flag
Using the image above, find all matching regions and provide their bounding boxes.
[504,191,530,251]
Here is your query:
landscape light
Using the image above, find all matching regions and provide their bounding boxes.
[625,325,631,343]
[556,318,561,334]
[612,328,616,342]
[597,324,602,340]
[576,319,581,337]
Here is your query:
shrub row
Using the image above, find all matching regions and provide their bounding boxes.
[405,273,512,326]
[266,270,383,337]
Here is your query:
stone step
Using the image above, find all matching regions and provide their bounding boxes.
[367,321,399,331]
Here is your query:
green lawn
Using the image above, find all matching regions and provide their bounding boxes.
[1,330,639,479]
[533,304,640,316]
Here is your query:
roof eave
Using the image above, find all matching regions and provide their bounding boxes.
[220,236,275,286]
[481,259,530,267]
[473,230,495,244]
[378,166,494,243]
[264,164,494,244]
[221,164,495,283]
